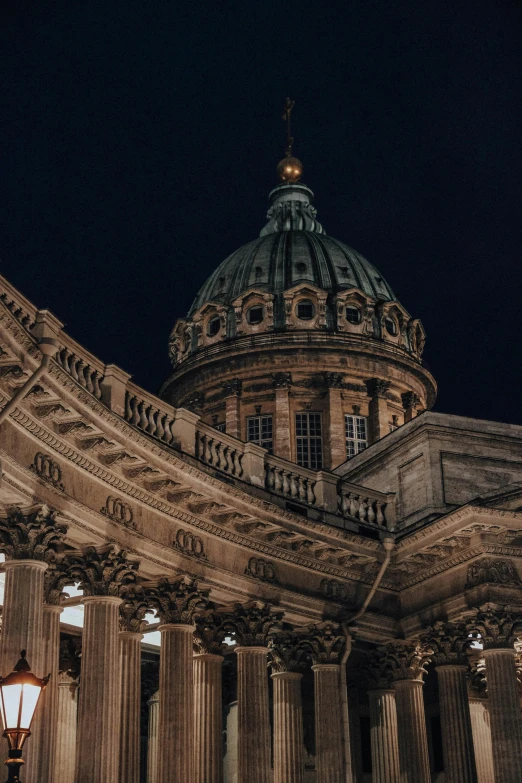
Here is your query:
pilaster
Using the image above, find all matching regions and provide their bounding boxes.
[365,378,390,443]
[273,372,292,459]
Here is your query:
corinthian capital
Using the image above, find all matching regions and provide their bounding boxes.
[378,639,432,682]
[0,505,67,561]
[119,584,151,632]
[466,604,522,650]
[147,575,209,625]
[421,621,472,667]
[361,650,394,690]
[221,600,283,647]
[269,631,308,674]
[194,609,227,655]
[303,621,345,665]
[65,544,140,597]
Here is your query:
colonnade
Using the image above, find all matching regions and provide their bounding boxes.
[1,506,522,782]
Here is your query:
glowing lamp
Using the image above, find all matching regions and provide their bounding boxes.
[0,651,49,782]
[276,155,303,182]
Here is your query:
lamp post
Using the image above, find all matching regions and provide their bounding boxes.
[0,651,49,783]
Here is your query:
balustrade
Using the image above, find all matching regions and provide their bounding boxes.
[195,424,244,478]
[124,385,177,446]
[265,458,316,505]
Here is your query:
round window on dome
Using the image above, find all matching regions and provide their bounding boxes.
[207,316,221,337]
[385,317,398,336]
[247,305,264,325]
[345,306,361,325]
[296,299,315,320]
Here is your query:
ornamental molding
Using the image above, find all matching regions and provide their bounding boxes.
[30,451,65,491]
[0,504,67,562]
[465,558,522,589]
[172,528,207,560]
[2,412,387,588]
[245,556,279,584]
[101,496,135,529]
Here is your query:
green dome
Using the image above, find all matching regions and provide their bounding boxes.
[189,182,396,327]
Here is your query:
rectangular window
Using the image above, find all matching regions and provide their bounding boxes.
[214,422,226,433]
[247,415,273,453]
[345,414,367,458]
[295,412,323,470]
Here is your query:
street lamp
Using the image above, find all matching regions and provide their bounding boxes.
[0,651,49,783]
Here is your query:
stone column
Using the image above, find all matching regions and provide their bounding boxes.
[223,379,242,438]
[470,605,522,783]
[401,391,420,423]
[119,632,144,783]
[193,610,226,783]
[55,674,79,783]
[365,378,390,443]
[34,604,63,783]
[0,505,68,783]
[308,622,345,783]
[363,650,401,783]
[273,372,292,460]
[146,691,159,783]
[423,622,477,783]
[70,545,140,783]
[368,689,401,783]
[381,640,432,783]
[149,576,210,783]
[468,697,495,783]
[269,632,307,783]
[118,586,149,783]
[223,600,283,783]
[324,373,345,469]
[194,654,224,783]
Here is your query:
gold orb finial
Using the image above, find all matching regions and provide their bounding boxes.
[277,156,303,182]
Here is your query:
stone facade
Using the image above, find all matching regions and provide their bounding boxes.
[0,169,521,781]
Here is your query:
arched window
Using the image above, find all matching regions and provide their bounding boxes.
[345,306,361,324]
[247,305,264,324]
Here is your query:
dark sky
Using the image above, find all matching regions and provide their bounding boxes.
[1,0,521,423]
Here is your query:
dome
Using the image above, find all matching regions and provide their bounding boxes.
[189,182,395,326]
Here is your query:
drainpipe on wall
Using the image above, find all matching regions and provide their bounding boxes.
[340,535,395,783]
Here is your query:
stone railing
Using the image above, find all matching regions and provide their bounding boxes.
[0,274,395,531]
[55,337,105,399]
[265,455,317,505]
[124,383,178,446]
[195,422,244,479]
[0,275,38,331]
[338,481,394,530]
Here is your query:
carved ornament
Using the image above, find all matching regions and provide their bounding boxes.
[221,600,283,647]
[101,496,135,529]
[269,631,308,673]
[303,621,345,665]
[0,505,67,562]
[421,621,472,667]
[65,544,139,597]
[378,640,432,682]
[466,558,521,589]
[30,452,65,491]
[466,604,522,650]
[245,556,278,583]
[119,584,151,632]
[147,575,209,625]
[194,609,227,655]
[172,528,207,560]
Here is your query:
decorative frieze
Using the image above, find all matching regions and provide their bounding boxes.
[245,556,278,583]
[172,528,207,559]
[272,372,292,389]
[30,451,65,490]
[0,504,67,561]
[101,495,135,528]
[320,578,352,602]
[466,557,521,588]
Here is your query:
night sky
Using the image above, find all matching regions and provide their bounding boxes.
[1,1,521,424]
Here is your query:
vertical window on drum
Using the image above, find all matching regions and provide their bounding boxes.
[295,412,323,470]
[345,415,367,458]
[247,415,273,453]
